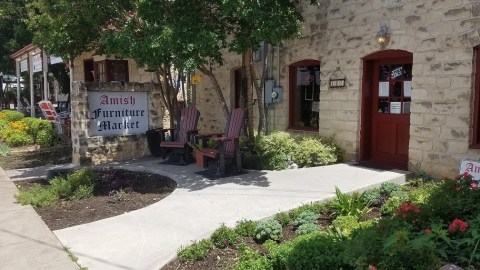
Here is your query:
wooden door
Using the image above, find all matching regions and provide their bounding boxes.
[361,52,412,169]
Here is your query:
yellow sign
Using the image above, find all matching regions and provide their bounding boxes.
[192,75,201,84]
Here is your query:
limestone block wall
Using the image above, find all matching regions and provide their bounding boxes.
[195,0,480,178]
[70,82,163,165]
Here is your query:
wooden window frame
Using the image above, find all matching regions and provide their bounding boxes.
[472,47,480,148]
[93,59,129,83]
[288,59,321,131]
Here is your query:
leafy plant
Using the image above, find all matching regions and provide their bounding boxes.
[0,110,24,122]
[5,132,34,147]
[15,185,58,207]
[292,137,341,167]
[0,143,11,156]
[328,187,370,219]
[235,243,272,270]
[380,192,410,215]
[273,212,290,227]
[210,224,239,249]
[108,189,128,203]
[73,185,94,200]
[234,219,258,237]
[254,219,283,243]
[296,223,319,235]
[294,211,318,227]
[289,202,325,220]
[177,239,213,262]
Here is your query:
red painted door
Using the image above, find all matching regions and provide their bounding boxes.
[367,56,412,169]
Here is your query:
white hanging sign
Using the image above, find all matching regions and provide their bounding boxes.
[32,54,42,73]
[88,91,149,136]
[20,59,28,72]
[50,55,63,65]
[460,160,480,180]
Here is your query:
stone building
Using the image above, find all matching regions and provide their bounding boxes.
[190,0,480,178]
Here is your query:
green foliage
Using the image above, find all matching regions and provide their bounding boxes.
[293,211,318,227]
[234,219,259,237]
[274,212,291,227]
[30,119,57,146]
[253,132,296,170]
[328,187,370,218]
[0,143,11,156]
[296,223,319,235]
[36,128,56,147]
[177,239,213,262]
[0,110,24,122]
[408,182,438,204]
[332,215,360,236]
[292,137,342,167]
[15,185,58,207]
[269,232,346,270]
[380,191,410,215]
[15,168,97,207]
[254,219,283,243]
[5,132,33,147]
[362,182,404,207]
[235,243,272,270]
[210,224,239,249]
[288,202,325,220]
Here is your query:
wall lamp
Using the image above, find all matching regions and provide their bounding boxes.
[376,24,390,46]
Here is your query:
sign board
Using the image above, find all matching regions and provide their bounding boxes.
[191,75,201,84]
[390,102,401,114]
[379,82,389,97]
[88,91,149,136]
[460,160,480,180]
[32,54,42,73]
[50,55,63,65]
[404,81,412,97]
[20,60,28,72]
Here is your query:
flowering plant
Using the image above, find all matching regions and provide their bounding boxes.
[448,219,468,234]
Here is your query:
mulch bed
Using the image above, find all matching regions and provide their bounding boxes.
[15,169,177,231]
[1,143,72,170]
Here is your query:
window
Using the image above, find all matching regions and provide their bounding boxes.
[289,60,320,130]
[93,59,129,82]
[472,47,480,147]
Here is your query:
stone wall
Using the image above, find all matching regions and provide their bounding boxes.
[194,0,480,178]
[70,82,164,165]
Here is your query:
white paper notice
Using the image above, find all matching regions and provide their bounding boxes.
[390,102,402,114]
[379,82,389,97]
[404,81,412,97]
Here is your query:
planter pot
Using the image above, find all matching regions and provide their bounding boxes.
[194,150,205,168]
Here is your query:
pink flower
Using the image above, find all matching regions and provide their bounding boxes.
[471,182,478,189]
[368,265,378,270]
[448,219,469,233]
[424,228,432,234]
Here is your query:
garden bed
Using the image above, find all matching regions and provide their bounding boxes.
[1,142,72,170]
[15,168,176,230]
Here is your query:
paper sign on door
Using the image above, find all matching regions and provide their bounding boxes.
[379,82,389,97]
[404,81,412,97]
[390,102,402,114]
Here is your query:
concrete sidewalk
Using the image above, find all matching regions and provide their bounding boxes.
[0,167,79,270]
[5,159,410,270]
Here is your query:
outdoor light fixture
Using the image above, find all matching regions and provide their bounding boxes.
[376,24,390,46]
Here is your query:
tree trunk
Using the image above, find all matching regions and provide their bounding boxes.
[244,50,255,141]
[197,64,229,119]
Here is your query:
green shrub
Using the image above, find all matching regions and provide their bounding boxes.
[210,224,239,249]
[5,132,33,147]
[274,212,291,227]
[294,211,318,227]
[270,232,346,270]
[177,239,213,262]
[73,185,94,200]
[362,188,382,206]
[254,219,283,243]
[380,182,403,194]
[36,129,56,147]
[408,182,438,204]
[253,132,296,170]
[331,215,360,236]
[289,202,325,220]
[0,110,24,122]
[15,185,58,207]
[296,223,319,235]
[49,176,73,199]
[68,168,97,191]
[292,137,341,167]
[235,243,272,270]
[380,191,410,216]
[328,187,370,218]
[0,120,8,137]
[30,119,57,146]
[234,219,258,237]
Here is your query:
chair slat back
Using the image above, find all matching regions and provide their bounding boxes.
[177,106,200,143]
[38,100,60,123]
[224,108,245,154]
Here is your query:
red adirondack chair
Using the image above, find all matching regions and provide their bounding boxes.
[197,108,245,177]
[38,100,70,135]
[156,106,200,164]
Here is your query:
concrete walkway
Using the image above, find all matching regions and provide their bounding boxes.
[0,167,79,270]
[5,158,410,270]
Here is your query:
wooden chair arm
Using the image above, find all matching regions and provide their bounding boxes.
[212,136,240,142]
